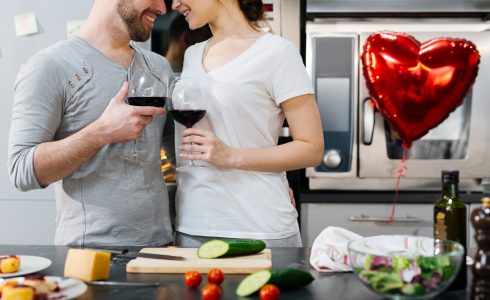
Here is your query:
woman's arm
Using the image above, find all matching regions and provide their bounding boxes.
[179,93,324,172]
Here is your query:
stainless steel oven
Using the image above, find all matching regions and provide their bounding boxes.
[305,20,490,191]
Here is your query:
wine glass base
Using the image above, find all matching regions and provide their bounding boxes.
[176,160,207,170]
[121,156,140,163]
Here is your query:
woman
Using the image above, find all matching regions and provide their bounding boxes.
[172,0,324,247]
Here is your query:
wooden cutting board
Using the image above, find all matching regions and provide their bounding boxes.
[126,248,272,274]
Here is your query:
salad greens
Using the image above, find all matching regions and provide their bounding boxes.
[358,254,455,296]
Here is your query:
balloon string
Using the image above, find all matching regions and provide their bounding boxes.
[387,147,408,223]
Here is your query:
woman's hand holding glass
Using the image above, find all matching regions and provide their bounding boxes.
[168,77,207,168]
[179,127,235,169]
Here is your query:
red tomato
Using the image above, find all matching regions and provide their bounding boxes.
[260,284,280,300]
[207,268,224,285]
[184,270,202,288]
[201,283,221,300]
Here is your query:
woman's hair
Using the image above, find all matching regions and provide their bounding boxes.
[237,0,267,30]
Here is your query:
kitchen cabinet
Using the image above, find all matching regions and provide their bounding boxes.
[300,203,433,246]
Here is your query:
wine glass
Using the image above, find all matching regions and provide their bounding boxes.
[125,67,168,161]
[168,77,207,168]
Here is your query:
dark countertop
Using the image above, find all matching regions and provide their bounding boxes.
[300,191,486,204]
[0,245,470,300]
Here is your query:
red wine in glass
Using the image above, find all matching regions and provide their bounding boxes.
[169,109,206,128]
[128,96,167,107]
[124,66,168,161]
[169,77,206,168]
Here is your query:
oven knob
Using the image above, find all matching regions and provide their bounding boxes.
[323,150,342,169]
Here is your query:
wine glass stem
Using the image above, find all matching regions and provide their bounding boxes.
[132,140,139,160]
[131,129,146,161]
[189,142,196,166]
[187,126,195,166]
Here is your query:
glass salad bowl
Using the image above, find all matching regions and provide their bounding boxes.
[347,235,464,299]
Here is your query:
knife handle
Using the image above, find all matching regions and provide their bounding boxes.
[82,248,128,255]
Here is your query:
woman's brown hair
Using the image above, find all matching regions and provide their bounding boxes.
[237,0,267,30]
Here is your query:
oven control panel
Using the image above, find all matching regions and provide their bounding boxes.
[263,0,281,35]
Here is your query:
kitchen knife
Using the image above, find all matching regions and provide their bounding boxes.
[84,248,186,261]
[87,281,159,287]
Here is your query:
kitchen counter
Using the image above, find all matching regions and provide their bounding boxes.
[0,245,470,299]
[301,191,485,204]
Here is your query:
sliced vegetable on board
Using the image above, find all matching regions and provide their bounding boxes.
[198,239,266,259]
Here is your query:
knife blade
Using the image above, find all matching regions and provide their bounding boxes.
[87,281,159,287]
[118,252,186,261]
[84,248,186,261]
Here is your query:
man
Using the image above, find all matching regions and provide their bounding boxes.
[7,0,174,246]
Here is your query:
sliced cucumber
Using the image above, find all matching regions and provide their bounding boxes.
[236,268,315,297]
[236,270,272,297]
[197,239,266,259]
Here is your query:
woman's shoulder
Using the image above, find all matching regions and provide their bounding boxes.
[185,39,209,59]
[260,33,296,52]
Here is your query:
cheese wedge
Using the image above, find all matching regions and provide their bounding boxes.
[64,249,110,281]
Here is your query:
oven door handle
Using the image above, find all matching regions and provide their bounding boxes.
[349,215,424,223]
[362,98,375,145]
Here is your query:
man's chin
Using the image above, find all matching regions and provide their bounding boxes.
[130,31,151,42]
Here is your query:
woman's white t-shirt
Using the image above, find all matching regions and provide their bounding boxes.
[175,33,314,239]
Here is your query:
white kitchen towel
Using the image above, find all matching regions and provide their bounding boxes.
[309,226,362,272]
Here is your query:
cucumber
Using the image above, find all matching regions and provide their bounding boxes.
[236,270,272,297]
[197,239,266,259]
[236,268,314,297]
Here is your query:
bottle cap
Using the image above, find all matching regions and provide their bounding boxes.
[482,197,490,208]
[442,170,459,183]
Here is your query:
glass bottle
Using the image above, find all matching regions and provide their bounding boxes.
[470,197,490,299]
[434,170,467,290]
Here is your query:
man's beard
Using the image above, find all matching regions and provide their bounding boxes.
[117,0,151,42]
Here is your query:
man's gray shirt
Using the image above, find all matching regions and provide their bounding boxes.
[8,36,174,246]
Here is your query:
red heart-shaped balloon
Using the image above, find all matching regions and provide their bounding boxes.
[361,31,480,147]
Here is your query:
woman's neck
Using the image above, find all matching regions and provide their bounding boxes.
[207,1,261,42]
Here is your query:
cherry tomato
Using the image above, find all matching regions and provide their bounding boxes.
[207,268,224,285]
[184,270,202,288]
[201,283,221,300]
[259,284,280,300]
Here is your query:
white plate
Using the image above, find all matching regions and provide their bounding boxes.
[0,255,52,278]
[0,276,87,300]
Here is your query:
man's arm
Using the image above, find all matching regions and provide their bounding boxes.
[8,56,164,190]
[31,83,164,186]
